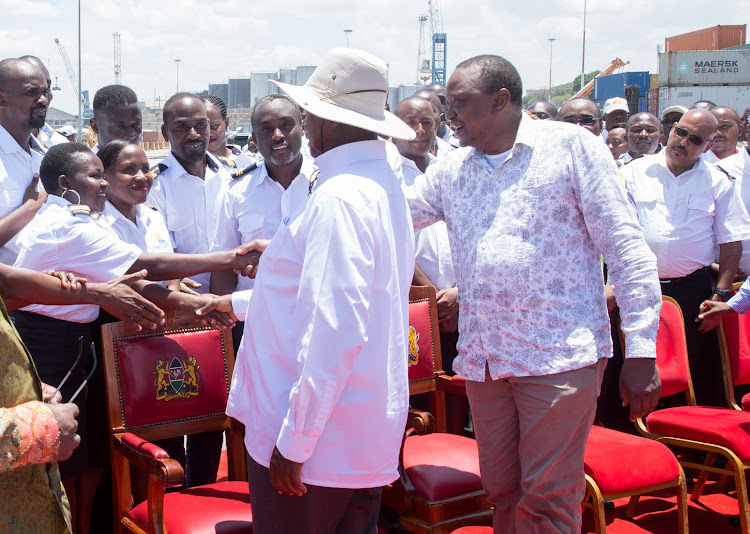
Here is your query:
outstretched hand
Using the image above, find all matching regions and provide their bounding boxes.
[696,299,733,334]
[196,294,236,322]
[94,270,165,330]
[234,239,270,279]
[43,270,88,290]
[619,358,661,422]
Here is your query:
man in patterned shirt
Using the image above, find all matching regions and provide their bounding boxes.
[407,55,662,532]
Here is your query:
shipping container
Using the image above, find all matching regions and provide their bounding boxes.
[593,72,649,101]
[648,88,659,116]
[658,49,750,86]
[657,85,750,116]
[665,25,746,52]
[649,74,659,90]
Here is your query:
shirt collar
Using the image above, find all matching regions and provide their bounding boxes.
[163,151,221,177]
[0,123,33,155]
[256,154,317,187]
[313,140,388,187]
[469,111,535,164]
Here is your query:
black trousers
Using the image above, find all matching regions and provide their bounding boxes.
[660,267,726,407]
[246,454,382,534]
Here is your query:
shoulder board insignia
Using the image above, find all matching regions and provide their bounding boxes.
[232,162,258,180]
[206,155,220,173]
[218,156,237,168]
[68,205,92,216]
[149,163,168,179]
[715,165,736,181]
[145,204,158,211]
[622,155,642,166]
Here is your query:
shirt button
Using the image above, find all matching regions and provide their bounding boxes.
[478,278,484,284]
[594,306,600,312]
[481,243,487,250]
[480,314,487,321]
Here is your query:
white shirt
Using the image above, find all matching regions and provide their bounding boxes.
[34,124,69,150]
[147,152,230,293]
[622,151,750,279]
[227,140,414,488]
[717,148,750,272]
[407,114,662,381]
[210,158,313,291]
[402,157,456,290]
[14,196,142,322]
[0,124,44,265]
[101,201,173,254]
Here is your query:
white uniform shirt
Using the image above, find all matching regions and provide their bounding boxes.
[622,151,750,279]
[717,148,750,272]
[227,140,414,488]
[147,152,230,293]
[402,157,456,290]
[14,196,142,322]
[210,158,313,291]
[407,115,662,381]
[101,201,173,254]
[0,124,44,265]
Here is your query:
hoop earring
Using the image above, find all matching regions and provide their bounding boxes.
[62,188,81,205]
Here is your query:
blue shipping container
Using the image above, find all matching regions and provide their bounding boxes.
[594,72,649,101]
[594,96,647,114]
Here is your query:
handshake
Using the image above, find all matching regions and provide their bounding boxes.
[231,239,270,279]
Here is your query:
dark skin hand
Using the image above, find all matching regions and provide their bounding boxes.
[619,358,661,421]
[269,446,306,496]
[696,299,734,333]
[436,287,459,332]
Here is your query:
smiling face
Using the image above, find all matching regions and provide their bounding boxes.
[63,151,108,213]
[394,97,436,160]
[162,96,209,164]
[104,144,152,209]
[251,97,302,165]
[445,65,504,152]
[626,113,661,157]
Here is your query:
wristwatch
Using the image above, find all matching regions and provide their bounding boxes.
[715,288,733,301]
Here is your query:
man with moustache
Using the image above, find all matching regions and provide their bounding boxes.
[620,112,661,164]
[407,54,661,532]
[0,58,50,265]
[704,106,742,163]
[147,93,231,488]
[210,94,314,296]
[19,56,69,149]
[622,109,750,406]
[89,85,143,153]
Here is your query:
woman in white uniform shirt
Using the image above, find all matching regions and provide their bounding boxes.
[11,143,259,531]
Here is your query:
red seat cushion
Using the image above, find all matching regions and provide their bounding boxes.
[585,426,680,495]
[403,433,483,501]
[646,406,750,463]
[742,393,750,412]
[127,481,252,534]
[449,528,492,534]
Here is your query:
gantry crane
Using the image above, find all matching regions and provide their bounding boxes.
[55,38,85,107]
[428,0,446,85]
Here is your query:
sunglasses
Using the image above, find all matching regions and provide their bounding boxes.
[562,116,600,126]
[672,126,712,146]
[661,118,679,126]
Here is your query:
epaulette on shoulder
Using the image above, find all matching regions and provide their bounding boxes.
[149,163,168,179]
[144,204,158,211]
[231,162,258,180]
[715,165,736,181]
[68,205,92,216]
[218,156,237,169]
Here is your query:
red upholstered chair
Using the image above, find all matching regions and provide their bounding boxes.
[626,295,750,532]
[582,425,687,533]
[717,281,750,411]
[101,320,252,534]
[382,286,492,534]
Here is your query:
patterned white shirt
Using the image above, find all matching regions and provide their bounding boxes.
[407,114,662,381]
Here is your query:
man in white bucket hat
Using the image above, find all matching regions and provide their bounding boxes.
[201,47,416,533]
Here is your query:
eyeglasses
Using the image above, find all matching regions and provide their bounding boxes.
[672,126,712,146]
[562,116,600,126]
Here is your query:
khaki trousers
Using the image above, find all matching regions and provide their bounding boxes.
[465,359,605,534]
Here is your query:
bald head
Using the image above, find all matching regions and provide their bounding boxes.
[396,96,434,118]
[0,58,43,90]
[394,96,436,165]
[0,58,50,134]
[710,106,741,158]
[559,98,602,136]
[526,101,558,120]
[665,109,718,174]
[626,113,661,157]
[413,90,444,137]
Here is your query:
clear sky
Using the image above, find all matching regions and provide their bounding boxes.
[1,0,746,115]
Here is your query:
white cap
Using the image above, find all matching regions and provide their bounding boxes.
[661,105,689,119]
[603,97,629,116]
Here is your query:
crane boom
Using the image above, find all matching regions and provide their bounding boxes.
[55,38,84,105]
[573,58,627,98]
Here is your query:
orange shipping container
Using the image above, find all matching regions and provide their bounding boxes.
[665,25,746,52]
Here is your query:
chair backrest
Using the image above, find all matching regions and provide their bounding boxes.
[717,282,750,408]
[655,296,696,404]
[408,285,443,392]
[102,321,236,443]
[408,285,446,432]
